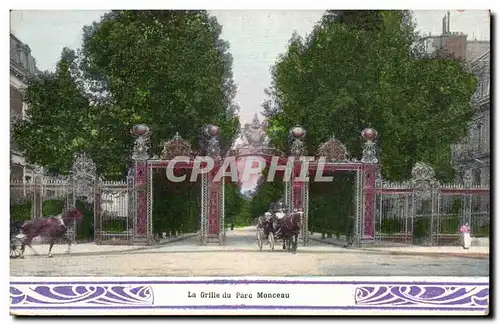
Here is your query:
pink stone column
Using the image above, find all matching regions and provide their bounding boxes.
[292,181,304,211]
[291,161,304,211]
[207,165,220,235]
[362,164,377,239]
[135,162,148,237]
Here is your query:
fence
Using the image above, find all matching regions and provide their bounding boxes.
[94,179,135,245]
[10,177,75,243]
[9,154,135,245]
[375,162,490,247]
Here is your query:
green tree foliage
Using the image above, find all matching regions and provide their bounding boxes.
[260,10,477,236]
[13,10,242,237]
[14,10,240,179]
[264,10,477,182]
[79,10,240,157]
[225,181,252,227]
[12,48,94,175]
[249,172,284,219]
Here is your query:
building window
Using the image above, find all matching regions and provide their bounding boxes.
[473,169,481,185]
[10,86,23,115]
[477,123,483,151]
[481,167,490,186]
[10,164,24,182]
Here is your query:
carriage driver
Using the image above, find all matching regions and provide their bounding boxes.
[274,207,287,237]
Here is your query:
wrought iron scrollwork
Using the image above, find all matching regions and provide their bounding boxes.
[70,153,97,204]
[463,169,473,187]
[316,135,350,162]
[410,162,439,199]
[161,132,193,160]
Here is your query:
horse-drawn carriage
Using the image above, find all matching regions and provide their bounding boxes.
[256,207,302,253]
[10,220,24,259]
[256,213,277,251]
[9,208,84,259]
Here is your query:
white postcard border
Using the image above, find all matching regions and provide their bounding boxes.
[10,276,489,315]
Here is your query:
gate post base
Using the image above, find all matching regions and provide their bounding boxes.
[359,238,375,248]
[133,236,153,246]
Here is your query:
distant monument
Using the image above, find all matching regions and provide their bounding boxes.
[237,113,271,154]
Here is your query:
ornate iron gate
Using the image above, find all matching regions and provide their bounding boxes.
[94,179,134,245]
[375,163,490,247]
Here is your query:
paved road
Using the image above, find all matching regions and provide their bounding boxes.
[10,228,489,277]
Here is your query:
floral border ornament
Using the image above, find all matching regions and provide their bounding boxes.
[355,285,489,308]
[10,285,154,306]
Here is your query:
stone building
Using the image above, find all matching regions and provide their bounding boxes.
[10,33,39,181]
[451,50,491,186]
[421,11,490,62]
[419,13,491,186]
[466,39,490,61]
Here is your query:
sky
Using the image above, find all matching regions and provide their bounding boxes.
[10,10,490,191]
[10,10,490,126]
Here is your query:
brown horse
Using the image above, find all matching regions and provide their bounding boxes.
[19,208,84,259]
[277,210,302,253]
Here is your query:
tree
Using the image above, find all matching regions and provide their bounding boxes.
[13,10,241,236]
[13,48,94,175]
[263,10,477,181]
[14,10,239,179]
[76,10,241,235]
[249,170,284,218]
[79,10,239,157]
[259,10,477,237]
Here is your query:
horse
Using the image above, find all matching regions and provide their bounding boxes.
[18,208,84,259]
[257,212,275,236]
[276,210,302,253]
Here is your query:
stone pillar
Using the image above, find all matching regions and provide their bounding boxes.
[131,124,151,243]
[292,179,309,245]
[362,164,376,239]
[361,128,379,240]
[134,163,148,237]
[207,170,220,235]
[204,124,224,245]
[289,126,308,244]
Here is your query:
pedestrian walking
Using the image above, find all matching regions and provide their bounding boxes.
[459,222,471,249]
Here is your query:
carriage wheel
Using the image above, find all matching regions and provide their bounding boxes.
[257,229,263,251]
[268,232,275,251]
[10,237,22,259]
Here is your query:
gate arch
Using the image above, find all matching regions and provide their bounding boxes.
[128,121,379,247]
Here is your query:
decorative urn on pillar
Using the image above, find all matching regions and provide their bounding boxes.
[361,127,378,164]
[131,124,151,161]
[289,125,307,156]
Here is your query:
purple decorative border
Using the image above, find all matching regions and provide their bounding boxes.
[11,285,153,306]
[10,280,489,312]
[355,285,488,307]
